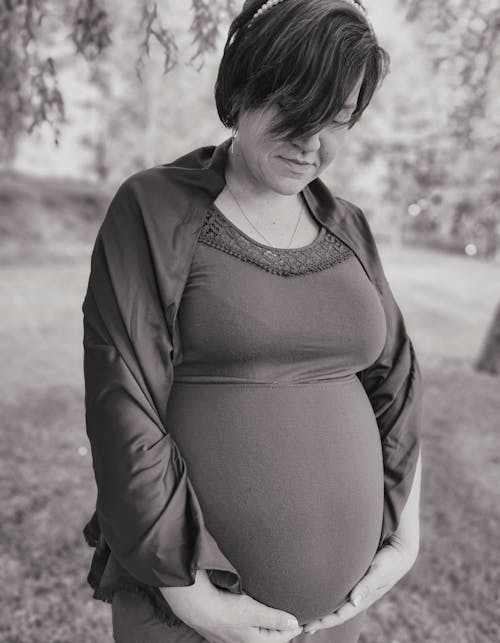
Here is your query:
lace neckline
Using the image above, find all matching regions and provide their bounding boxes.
[197,205,354,277]
[209,203,326,252]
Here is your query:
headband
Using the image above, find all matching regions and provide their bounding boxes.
[250,0,373,33]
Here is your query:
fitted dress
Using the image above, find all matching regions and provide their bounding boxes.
[111,201,388,643]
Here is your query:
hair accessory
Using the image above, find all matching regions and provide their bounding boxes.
[251,0,287,21]
[250,0,373,33]
[339,0,373,31]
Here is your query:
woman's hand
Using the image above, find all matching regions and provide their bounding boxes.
[302,535,418,634]
[303,449,422,635]
[160,568,303,643]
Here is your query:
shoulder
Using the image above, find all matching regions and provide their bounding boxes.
[112,144,219,204]
[102,144,221,232]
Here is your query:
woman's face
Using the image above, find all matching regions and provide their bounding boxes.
[234,75,364,196]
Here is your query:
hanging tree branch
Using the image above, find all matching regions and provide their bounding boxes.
[0,0,64,153]
[135,2,179,79]
[189,0,223,68]
[0,0,237,153]
[71,0,112,60]
[400,0,500,146]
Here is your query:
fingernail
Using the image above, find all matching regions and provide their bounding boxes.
[309,629,317,635]
[287,618,299,629]
[352,594,362,606]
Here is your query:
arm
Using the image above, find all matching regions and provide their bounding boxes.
[83,177,243,605]
[303,448,422,633]
[350,446,423,606]
[84,175,303,640]
[388,446,422,560]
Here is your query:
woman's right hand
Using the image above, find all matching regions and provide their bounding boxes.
[160,569,303,643]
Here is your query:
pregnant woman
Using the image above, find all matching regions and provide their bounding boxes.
[82,2,423,642]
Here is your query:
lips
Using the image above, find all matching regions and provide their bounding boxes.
[280,156,316,171]
[285,157,315,165]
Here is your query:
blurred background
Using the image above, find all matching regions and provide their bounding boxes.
[1,1,499,642]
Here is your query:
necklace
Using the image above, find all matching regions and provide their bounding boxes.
[225,180,304,249]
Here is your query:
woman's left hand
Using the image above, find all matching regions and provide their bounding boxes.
[302,536,418,634]
[303,448,422,635]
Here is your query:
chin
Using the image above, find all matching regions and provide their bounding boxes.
[269,176,313,195]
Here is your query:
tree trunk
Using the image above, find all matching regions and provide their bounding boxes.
[475,301,500,375]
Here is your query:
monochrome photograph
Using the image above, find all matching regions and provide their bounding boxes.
[1,1,499,642]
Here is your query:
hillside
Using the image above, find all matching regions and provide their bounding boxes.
[0,172,109,262]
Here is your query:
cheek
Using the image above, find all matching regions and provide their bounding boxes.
[319,139,336,167]
[320,131,347,166]
[240,132,265,169]
[249,127,275,158]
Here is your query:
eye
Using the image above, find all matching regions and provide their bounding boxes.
[329,108,356,128]
[328,119,350,129]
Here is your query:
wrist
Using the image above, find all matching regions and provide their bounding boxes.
[159,568,222,631]
[385,531,420,569]
[160,568,206,599]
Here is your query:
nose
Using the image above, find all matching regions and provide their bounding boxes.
[293,131,321,153]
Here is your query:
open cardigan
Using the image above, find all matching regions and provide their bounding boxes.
[82,137,423,625]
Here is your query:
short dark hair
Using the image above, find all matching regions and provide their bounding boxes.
[214,0,390,140]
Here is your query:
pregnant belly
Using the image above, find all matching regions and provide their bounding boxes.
[166,377,384,625]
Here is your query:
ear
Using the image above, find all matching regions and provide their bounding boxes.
[230,92,244,128]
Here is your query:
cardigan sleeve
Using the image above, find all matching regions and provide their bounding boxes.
[82,177,243,596]
[352,207,424,547]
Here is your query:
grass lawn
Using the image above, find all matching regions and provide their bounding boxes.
[1,243,499,643]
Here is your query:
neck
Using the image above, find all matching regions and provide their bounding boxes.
[224,143,301,212]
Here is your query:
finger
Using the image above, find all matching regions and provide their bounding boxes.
[303,597,350,631]
[303,546,405,634]
[303,616,335,634]
[350,583,369,607]
[330,601,360,624]
[304,604,363,633]
[304,599,365,633]
[303,610,343,633]
[253,625,304,640]
[239,595,301,631]
[349,561,394,607]
[351,576,393,606]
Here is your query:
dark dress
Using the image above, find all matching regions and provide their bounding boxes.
[111,202,387,643]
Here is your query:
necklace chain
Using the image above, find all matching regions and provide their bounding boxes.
[224,180,304,249]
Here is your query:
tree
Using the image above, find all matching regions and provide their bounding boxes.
[0,0,236,164]
[396,0,500,258]
[2,0,499,258]
[476,302,500,375]
[398,0,500,374]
